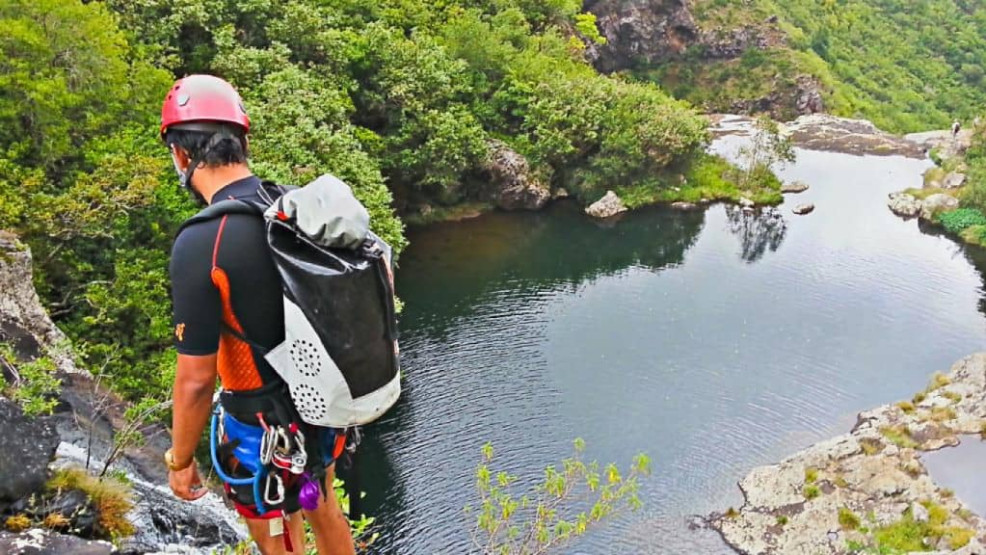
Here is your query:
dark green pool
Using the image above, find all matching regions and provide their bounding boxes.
[358,140,986,554]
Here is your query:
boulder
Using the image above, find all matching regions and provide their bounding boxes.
[888,192,921,218]
[552,188,570,200]
[739,197,755,208]
[911,501,930,523]
[0,530,113,555]
[792,204,815,215]
[670,201,698,211]
[586,191,628,219]
[920,194,959,221]
[0,398,59,503]
[482,140,550,211]
[943,172,967,189]
[781,182,809,194]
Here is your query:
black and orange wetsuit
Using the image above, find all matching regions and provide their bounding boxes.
[170,175,342,515]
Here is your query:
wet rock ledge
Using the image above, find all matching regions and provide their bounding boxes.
[710,354,986,554]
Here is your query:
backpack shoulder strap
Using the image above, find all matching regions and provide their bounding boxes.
[176,199,263,237]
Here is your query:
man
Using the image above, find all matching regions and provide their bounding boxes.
[161,74,356,555]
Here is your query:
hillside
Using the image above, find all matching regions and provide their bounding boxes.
[591,0,986,133]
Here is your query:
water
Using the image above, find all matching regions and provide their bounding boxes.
[358,136,986,554]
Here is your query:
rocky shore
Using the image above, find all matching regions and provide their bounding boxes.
[710,354,986,555]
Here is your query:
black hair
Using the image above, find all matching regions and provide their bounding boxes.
[164,124,248,167]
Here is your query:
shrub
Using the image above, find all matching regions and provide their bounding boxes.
[939,208,986,234]
[838,507,860,530]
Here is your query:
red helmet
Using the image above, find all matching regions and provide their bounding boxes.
[160,75,250,137]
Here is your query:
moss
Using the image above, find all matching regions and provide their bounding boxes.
[804,485,821,500]
[838,507,861,530]
[5,514,31,532]
[776,515,789,526]
[46,468,134,539]
[880,426,919,449]
[945,526,975,550]
[895,401,915,414]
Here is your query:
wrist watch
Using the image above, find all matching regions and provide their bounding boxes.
[164,448,193,472]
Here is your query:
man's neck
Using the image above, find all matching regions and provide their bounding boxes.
[191,164,254,204]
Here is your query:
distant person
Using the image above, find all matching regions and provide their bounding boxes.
[952,120,961,139]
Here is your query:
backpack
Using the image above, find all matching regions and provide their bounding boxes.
[180,175,401,427]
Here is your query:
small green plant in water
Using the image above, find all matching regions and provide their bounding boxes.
[468,438,650,555]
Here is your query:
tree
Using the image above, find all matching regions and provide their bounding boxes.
[738,117,796,189]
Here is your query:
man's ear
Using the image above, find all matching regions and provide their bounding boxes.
[170,145,191,171]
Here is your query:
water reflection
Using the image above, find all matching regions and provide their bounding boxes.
[724,206,788,263]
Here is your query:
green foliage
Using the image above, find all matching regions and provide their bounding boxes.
[662,0,986,133]
[859,501,973,553]
[469,439,651,554]
[879,426,919,449]
[839,507,861,531]
[938,208,986,235]
[0,344,63,417]
[738,117,796,189]
[803,484,821,500]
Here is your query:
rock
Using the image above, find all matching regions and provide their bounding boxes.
[711,353,986,555]
[920,194,959,221]
[418,204,433,217]
[0,529,113,555]
[52,443,247,552]
[905,129,974,162]
[552,188,570,200]
[586,191,628,219]
[943,172,967,189]
[911,501,930,523]
[482,140,550,211]
[0,233,82,374]
[586,0,699,73]
[781,182,809,194]
[739,197,755,208]
[0,398,59,503]
[783,114,926,158]
[792,204,815,215]
[888,192,922,218]
[670,201,698,211]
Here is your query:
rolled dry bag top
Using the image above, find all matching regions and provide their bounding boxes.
[259,175,400,428]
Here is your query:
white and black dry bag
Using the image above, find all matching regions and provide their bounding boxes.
[188,175,401,427]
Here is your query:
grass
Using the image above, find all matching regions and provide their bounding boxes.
[929,373,952,392]
[860,438,883,456]
[776,515,789,526]
[901,461,923,479]
[834,476,849,489]
[904,187,956,201]
[617,153,785,209]
[725,507,740,519]
[870,500,974,552]
[940,488,955,499]
[839,507,861,531]
[896,401,916,414]
[913,391,927,405]
[46,467,134,539]
[804,485,821,500]
[880,426,919,449]
[941,391,962,404]
[804,467,819,485]
[927,406,957,423]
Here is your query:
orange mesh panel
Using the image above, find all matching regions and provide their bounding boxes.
[211,267,264,391]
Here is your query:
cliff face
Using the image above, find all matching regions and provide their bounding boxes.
[585,0,825,119]
[584,0,699,73]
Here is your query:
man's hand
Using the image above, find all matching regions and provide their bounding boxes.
[169,463,207,501]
